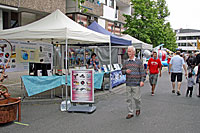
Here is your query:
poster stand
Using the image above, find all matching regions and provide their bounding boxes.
[67,69,96,113]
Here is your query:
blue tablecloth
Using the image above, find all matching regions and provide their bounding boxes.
[22,73,105,96]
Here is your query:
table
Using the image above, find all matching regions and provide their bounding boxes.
[21,72,105,97]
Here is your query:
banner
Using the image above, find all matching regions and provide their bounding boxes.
[0,40,53,72]
[70,69,94,103]
[111,70,126,88]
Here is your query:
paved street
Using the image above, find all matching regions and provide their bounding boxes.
[1,68,200,133]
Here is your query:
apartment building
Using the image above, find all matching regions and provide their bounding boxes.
[175,29,200,51]
[0,0,131,35]
[66,0,132,35]
[0,0,66,30]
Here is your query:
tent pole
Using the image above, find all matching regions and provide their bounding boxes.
[84,46,86,66]
[109,41,112,91]
[65,39,68,111]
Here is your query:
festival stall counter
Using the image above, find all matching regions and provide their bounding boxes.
[102,64,126,88]
[21,72,105,98]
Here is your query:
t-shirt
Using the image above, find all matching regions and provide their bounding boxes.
[170,55,185,73]
[148,58,162,74]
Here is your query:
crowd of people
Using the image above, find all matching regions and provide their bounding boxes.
[122,46,200,119]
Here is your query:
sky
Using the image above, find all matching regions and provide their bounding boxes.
[165,0,200,30]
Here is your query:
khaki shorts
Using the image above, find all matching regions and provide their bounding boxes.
[149,74,158,85]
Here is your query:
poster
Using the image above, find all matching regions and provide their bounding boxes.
[70,69,94,103]
[0,40,53,72]
[111,70,126,87]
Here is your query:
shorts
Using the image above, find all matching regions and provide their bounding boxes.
[171,73,182,82]
[149,74,158,85]
[144,64,147,69]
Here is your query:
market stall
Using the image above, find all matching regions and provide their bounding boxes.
[121,34,152,50]
[88,21,132,88]
[0,9,111,112]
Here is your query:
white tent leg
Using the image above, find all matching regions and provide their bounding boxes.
[109,41,112,91]
[65,39,68,111]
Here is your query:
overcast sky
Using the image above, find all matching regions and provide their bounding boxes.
[165,0,200,30]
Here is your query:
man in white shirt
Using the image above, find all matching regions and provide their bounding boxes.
[169,51,187,96]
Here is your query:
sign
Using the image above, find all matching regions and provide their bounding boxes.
[70,69,94,103]
[111,70,126,87]
[0,40,53,72]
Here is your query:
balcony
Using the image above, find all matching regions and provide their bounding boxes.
[116,0,130,7]
[81,1,103,16]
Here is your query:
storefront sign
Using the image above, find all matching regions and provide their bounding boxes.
[70,69,94,103]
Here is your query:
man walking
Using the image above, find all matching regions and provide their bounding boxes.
[122,46,146,119]
[169,51,187,96]
[146,51,162,96]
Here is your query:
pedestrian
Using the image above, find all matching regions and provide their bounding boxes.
[186,72,195,97]
[194,64,200,97]
[146,51,162,96]
[186,54,196,73]
[167,53,172,72]
[122,46,146,119]
[196,52,200,66]
[168,51,187,96]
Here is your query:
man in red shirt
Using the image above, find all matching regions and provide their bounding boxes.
[146,51,162,96]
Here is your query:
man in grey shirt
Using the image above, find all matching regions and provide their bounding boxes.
[169,51,187,96]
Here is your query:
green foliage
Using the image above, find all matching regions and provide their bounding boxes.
[74,0,88,13]
[123,0,177,51]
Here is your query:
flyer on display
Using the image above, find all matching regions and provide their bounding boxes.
[0,40,53,72]
[70,69,94,103]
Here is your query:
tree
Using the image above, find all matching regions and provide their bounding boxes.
[123,0,177,51]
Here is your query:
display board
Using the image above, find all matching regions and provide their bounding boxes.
[111,70,126,88]
[0,40,53,72]
[70,69,94,103]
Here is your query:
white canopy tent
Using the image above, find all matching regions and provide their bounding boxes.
[121,34,152,50]
[0,9,112,104]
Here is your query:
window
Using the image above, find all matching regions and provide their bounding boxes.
[105,0,107,5]
[3,11,9,29]
[11,12,19,28]
[3,11,19,29]
[109,0,114,8]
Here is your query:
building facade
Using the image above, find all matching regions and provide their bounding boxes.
[0,0,66,30]
[176,29,200,51]
[66,0,132,35]
[0,0,132,36]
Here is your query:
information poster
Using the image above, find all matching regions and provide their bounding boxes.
[0,40,53,72]
[70,69,94,103]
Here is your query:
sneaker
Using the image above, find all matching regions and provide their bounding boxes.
[136,110,140,116]
[172,90,175,93]
[126,114,134,119]
[177,91,181,96]
[151,92,154,96]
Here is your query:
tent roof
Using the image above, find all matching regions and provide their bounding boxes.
[0,10,110,44]
[121,34,152,50]
[88,21,131,46]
